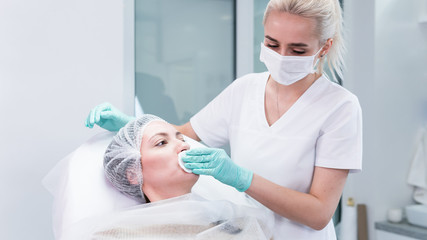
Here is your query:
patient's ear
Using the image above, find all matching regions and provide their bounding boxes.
[126,167,140,185]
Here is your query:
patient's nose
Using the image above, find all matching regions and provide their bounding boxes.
[179,140,190,152]
[175,138,190,152]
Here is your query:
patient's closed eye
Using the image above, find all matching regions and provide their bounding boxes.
[155,140,167,147]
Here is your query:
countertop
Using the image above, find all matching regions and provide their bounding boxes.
[375,219,427,239]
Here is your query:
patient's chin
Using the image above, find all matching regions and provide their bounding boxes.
[184,173,199,186]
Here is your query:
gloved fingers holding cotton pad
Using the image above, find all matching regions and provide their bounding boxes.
[178,151,192,173]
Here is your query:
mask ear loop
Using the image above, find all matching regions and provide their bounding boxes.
[311,47,324,73]
[314,46,325,58]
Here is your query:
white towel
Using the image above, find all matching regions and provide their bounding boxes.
[339,203,357,240]
[407,126,427,204]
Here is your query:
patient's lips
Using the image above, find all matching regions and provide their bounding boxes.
[178,151,192,173]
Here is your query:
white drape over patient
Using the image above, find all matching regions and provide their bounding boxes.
[60,193,274,240]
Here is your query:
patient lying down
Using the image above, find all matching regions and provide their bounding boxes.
[61,115,274,240]
[103,114,198,203]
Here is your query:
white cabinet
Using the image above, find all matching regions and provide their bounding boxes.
[376,230,420,240]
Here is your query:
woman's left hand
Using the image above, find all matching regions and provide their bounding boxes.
[182,148,253,192]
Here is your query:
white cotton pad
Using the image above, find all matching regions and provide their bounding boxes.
[178,151,192,173]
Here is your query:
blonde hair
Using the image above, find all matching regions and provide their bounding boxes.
[263,0,345,83]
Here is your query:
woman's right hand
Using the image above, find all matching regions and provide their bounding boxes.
[85,102,135,132]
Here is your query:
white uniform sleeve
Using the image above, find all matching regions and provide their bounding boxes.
[190,82,236,147]
[315,96,363,173]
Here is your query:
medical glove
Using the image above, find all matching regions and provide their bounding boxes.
[85,102,135,132]
[183,148,253,192]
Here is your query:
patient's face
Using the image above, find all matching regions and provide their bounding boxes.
[140,121,198,200]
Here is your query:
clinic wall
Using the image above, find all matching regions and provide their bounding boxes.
[0,0,132,239]
[343,0,427,239]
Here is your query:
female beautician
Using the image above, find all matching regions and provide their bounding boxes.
[86,0,362,238]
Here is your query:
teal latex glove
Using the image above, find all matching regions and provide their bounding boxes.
[182,148,253,192]
[85,102,135,132]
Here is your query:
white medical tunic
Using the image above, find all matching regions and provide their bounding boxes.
[190,72,362,239]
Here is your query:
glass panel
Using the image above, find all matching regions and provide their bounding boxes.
[253,0,269,73]
[135,0,235,125]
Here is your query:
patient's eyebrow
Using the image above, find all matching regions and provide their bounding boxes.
[149,132,184,142]
[149,132,168,142]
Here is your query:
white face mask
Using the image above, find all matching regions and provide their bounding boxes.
[259,43,322,86]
